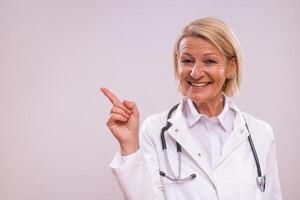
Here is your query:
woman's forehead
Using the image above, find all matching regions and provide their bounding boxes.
[178,37,223,57]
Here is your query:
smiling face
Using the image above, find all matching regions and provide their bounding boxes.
[177,36,236,105]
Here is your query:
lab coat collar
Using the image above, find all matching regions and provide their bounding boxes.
[167,97,250,172]
[185,96,231,132]
[168,96,243,129]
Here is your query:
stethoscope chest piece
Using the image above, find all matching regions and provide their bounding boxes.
[257,175,266,192]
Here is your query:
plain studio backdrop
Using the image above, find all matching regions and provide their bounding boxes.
[1,0,299,199]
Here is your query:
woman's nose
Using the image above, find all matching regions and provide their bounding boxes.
[190,63,205,79]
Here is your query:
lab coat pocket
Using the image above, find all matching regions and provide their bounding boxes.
[161,173,210,200]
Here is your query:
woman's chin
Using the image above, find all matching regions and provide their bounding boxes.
[186,93,208,104]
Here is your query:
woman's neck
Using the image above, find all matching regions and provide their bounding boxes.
[193,95,224,117]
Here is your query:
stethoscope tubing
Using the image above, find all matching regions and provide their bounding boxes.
[159,103,266,192]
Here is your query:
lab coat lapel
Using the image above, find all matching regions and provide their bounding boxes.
[218,107,249,166]
[167,102,211,174]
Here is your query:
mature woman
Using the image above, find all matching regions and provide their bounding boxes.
[101,17,282,200]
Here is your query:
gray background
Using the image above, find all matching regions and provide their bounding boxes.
[1,0,299,199]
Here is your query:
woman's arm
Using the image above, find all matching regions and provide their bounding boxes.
[109,117,165,200]
[101,87,164,199]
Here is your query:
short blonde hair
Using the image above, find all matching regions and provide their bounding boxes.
[173,17,242,96]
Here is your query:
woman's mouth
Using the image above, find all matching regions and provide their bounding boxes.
[188,81,212,87]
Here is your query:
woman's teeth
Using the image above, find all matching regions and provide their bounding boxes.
[189,82,210,87]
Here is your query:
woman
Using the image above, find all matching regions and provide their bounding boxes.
[101,17,282,200]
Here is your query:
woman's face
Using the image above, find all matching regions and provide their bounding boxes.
[177,36,235,104]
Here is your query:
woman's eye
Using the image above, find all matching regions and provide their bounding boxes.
[203,59,216,65]
[181,59,193,64]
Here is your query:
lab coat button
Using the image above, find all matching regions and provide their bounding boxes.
[239,129,244,134]
[212,184,217,189]
[198,153,201,157]
[175,129,179,133]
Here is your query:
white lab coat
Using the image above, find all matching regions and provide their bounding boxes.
[110,99,281,200]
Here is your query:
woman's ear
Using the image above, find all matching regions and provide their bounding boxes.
[226,57,237,79]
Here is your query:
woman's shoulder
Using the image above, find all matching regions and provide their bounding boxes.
[241,111,275,141]
[139,110,170,143]
[141,110,169,130]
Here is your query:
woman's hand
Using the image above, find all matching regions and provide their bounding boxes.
[100,87,140,155]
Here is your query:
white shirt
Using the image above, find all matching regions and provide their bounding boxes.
[184,97,235,169]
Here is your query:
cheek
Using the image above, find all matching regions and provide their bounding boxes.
[178,67,191,79]
[213,69,227,84]
[178,75,187,90]
[178,69,185,82]
[177,68,190,94]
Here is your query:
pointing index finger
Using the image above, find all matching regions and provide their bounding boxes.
[100,87,121,104]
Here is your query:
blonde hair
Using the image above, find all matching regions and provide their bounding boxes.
[173,17,242,96]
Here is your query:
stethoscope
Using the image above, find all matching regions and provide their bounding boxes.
[159,103,266,192]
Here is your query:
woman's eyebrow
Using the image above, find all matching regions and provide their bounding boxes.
[179,52,219,57]
[179,52,193,57]
[203,52,218,57]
